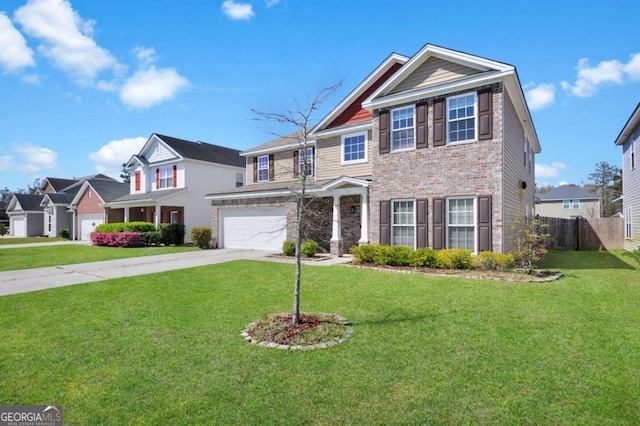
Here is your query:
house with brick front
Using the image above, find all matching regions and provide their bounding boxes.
[103,133,245,243]
[615,102,640,251]
[205,44,540,254]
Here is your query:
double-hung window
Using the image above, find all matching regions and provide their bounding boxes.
[257,155,269,182]
[563,200,579,209]
[447,198,475,250]
[447,93,476,143]
[342,132,367,163]
[299,147,314,176]
[391,106,415,151]
[158,166,173,189]
[391,200,415,248]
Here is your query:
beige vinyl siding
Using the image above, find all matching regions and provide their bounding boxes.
[502,91,535,252]
[316,131,373,180]
[390,57,482,95]
[536,199,600,219]
[246,150,299,185]
[622,130,640,250]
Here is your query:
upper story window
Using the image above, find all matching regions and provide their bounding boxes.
[257,155,269,182]
[342,132,367,164]
[236,173,244,187]
[563,200,580,209]
[391,106,415,151]
[447,93,476,143]
[158,166,174,189]
[299,147,314,176]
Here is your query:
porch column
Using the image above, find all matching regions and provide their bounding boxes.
[330,195,344,256]
[124,207,129,223]
[359,191,369,245]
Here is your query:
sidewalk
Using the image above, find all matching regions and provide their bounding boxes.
[0,245,351,296]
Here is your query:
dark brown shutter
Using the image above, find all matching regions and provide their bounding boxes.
[478,89,493,140]
[380,200,390,246]
[252,157,257,183]
[416,102,428,149]
[173,165,177,188]
[416,198,428,248]
[433,197,445,250]
[433,98,445,146]
[478,195,492,251]
[155,168,160,188]
[379,110,390,154]
[268,154,274,181]
[293,150,299,177]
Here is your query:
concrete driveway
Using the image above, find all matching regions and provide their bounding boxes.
[0,246,351,296]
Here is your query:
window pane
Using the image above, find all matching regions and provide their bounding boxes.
[392,200,415,248]
[391,107,415,150]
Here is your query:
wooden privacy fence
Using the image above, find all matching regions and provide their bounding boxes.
[537,216,624,250]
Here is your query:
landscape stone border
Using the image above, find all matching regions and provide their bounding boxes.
[241,313,353,351]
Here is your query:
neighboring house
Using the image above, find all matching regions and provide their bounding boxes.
[6,194,45,237]
[68,178,130,240]
[103,133,245,243]
[536,185,601,219]
[614,102,640,251]
[206,43,540,254]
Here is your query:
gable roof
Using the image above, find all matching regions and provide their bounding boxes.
[150,134,244,167]
[537,185,600,201]
[42,193,75,206]
[615,102,640,146]
[41,177,78,192]
[241,131,307,157]
[69,178,130,207]
[361,43,540,153]
[9,194,45,212]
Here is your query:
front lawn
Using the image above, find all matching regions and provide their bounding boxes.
[0,237,66,245]
[1,251,639,424]
[0,244,199,271]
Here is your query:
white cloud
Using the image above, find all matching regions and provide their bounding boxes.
[524,82,555,111]
[222,0,255,20]
[21,73,41,85]
[133,46,157,67]
[561,53,640,97]
[119,67,189,109]
[1,143,58,174]
[266,0,280,6]
[0,12,35,73]
[536,162,567,178]
[14,0,122,85]
[88,136,146,177]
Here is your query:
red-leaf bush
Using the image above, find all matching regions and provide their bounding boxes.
[91,232,144,248]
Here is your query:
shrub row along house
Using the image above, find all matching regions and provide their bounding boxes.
[206,44,540,255]
[6,134,244,243]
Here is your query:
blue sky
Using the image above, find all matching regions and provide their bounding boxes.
[1,0,638,192]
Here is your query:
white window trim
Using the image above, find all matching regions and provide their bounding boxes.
[391,199,416,249]
[563,200,570,210]
[257,155,269,182]
[158,166,173,189]
[298,147,314,177]
[170,211,179,224]
[625,207,632,239]
[390,106,416,152]
[446,92,478,145]
[341,131,368,165]
[446,196,477,252]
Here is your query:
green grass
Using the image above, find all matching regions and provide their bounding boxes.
[0,245,199,271]
[1,251,639,424]
[0,237,66,245]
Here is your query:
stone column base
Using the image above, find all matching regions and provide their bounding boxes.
[330,239,344,257]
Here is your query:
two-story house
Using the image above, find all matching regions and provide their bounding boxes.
[206,44,540,255]
[615,103,640,251]
[535,185,601,219]
[104,133,245,243]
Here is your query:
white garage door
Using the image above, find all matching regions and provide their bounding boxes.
[11,217,25,237]
[221,207,287,251]
[79,214,104,241]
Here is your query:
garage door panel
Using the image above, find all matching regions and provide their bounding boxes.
[221,208,286,251]
[79,214,104,241]
[12,218,25,237]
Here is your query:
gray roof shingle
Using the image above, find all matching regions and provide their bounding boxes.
[537,185,600,201]
[14,194,45,211]
[155,134,244,168]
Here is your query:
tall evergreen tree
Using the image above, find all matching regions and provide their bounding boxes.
[587,161,621,217]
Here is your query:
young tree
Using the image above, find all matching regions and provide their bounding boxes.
[587,161,621,217]
[252,82,342,325]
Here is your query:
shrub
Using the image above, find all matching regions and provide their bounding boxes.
[158,224,185,246]
[0,223,7,236]
[623,248,640,265]
[141,231,161,247]
[510,216,552,271]
[302,240,319,257]
[436,249,473,270]
[350,244,376,264]
[190,227,212,249]
[91,232,144,247]
[95,222,155,233]
[282,240,296,256]
[473,251,515,271]
[411,247,438,268]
